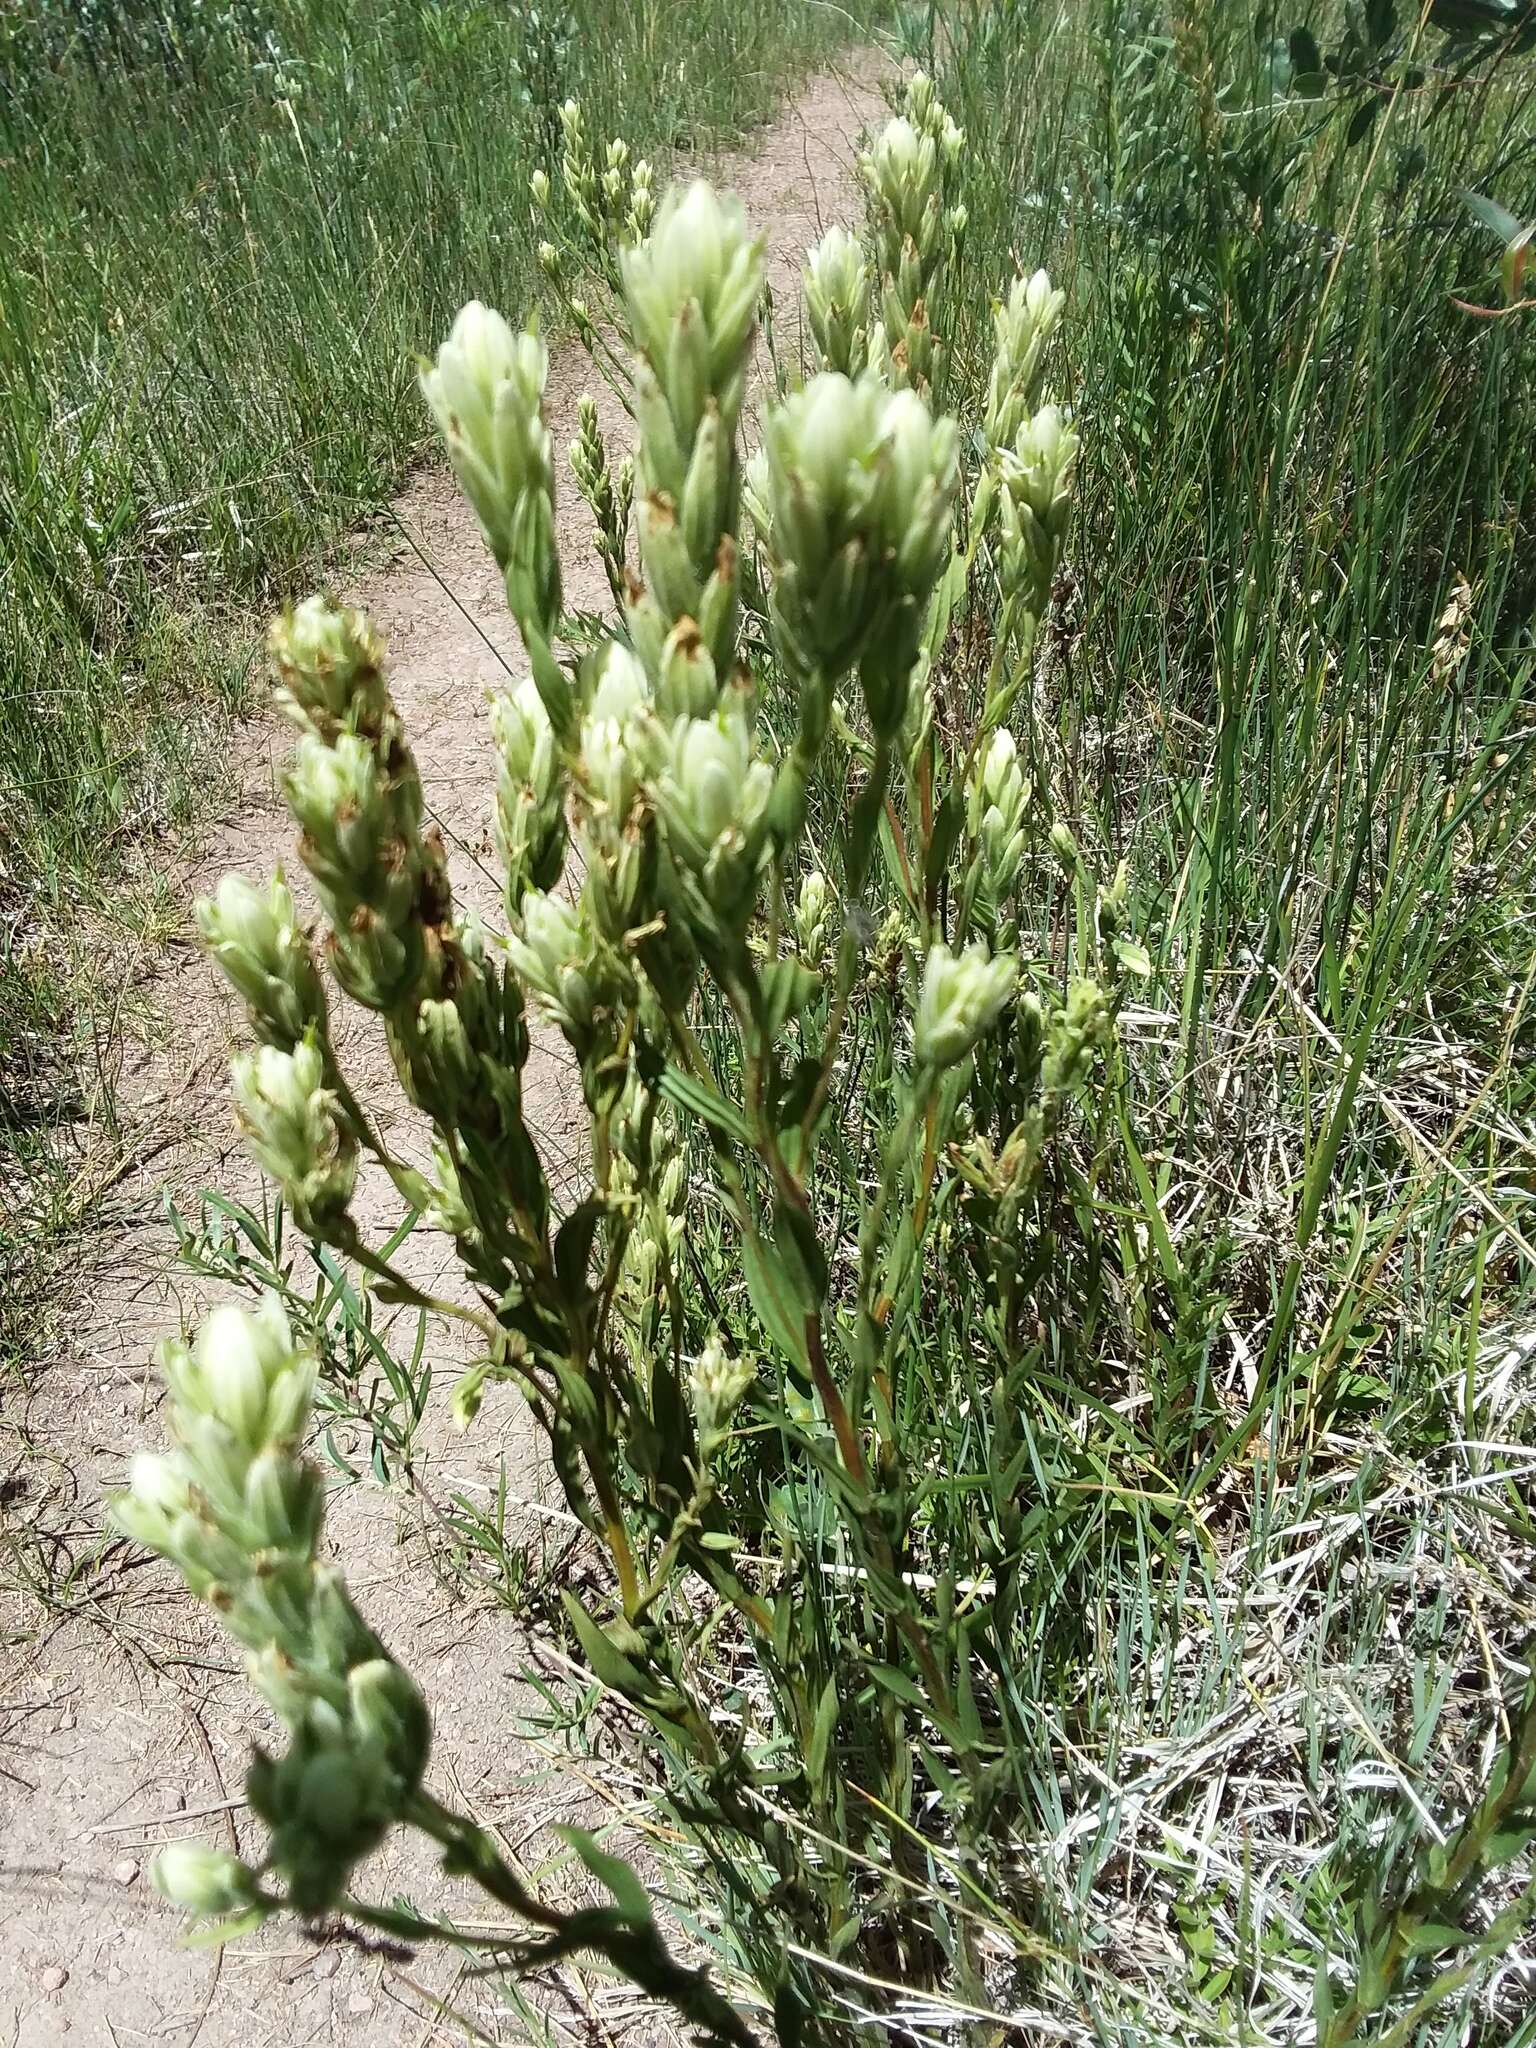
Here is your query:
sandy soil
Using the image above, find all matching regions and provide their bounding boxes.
[1,54,891,2048]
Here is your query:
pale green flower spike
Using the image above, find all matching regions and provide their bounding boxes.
[858,74,966,398]
[689,1332,755,1450]
[491,674,567,911]
[626,158,656,242]
[914,940,1017,1070]
[985,269,1065,452]
[570,393,630,604]
[419,307,563,699]
[657,703,774,926]
[269,595,389,739]
[969,727,1029,903]
[621,180,765,680]
[152,1843,260,1920]
[794,868,833,965]
[507,886,600,1038]
[762,371,959,741]
[620,181,764,445]
[115,1296,430,1920]
[804,224,871,377]
[999,401,1080,614]
[230,1034,357,1243]
[559,97,602,240]
[196,870,326,1051]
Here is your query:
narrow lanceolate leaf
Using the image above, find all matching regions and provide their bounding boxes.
[807,1675,840,1788]
[760,957,821,1036]
[741,1225,814,1380]
[555,1827,654,1927]
[658,1060,755,1149]
[561,1590,670,1707]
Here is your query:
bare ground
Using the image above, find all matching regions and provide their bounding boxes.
[1,55,890,2048]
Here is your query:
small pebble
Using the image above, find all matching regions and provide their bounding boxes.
[112,1859,138,1886]
[311,1949,340,1981]
[40,1966,69,1993]
[347,1992,372,2017]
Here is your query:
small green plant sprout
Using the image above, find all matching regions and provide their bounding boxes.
[129,78,1128,2037]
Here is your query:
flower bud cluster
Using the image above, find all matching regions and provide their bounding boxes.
[558,96,602,243]
[1043,976,1112,1100]
[507,886,631,1049]
[688,1332,755,1451]
[270,595,389,741]
[270,599,439,1012]
[196,871,326,1051]
[760,373,959,737]
[794,869,834,967]
[610,1074,687,1314]
[570,393,632,605]
[656,700,774,933]
[627,158,656,243]
[115,1297,430,1920]
[803,225,871,377]
[914,940,1017,1070]
[283,729,431,1010]
[998,402,1080,617]
[984,270,1065,452]
[620,181,765,677]
[574,641,661,941]
[859,75,964,394]
[420,306,562,662]
[967,728,1029,908]
[266,600,537,1206]
[231,1034,357,1244]
[532,100,656,277]
[152,1843,259,1920]
[492,675,568,912]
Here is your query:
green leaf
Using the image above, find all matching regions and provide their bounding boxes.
[554,1826,652,1927]
[554,1199,602,1303]
[807,1676,840,1788]
[1345,95,1379,145]
[775,1195,829,1304]
[923,547,966,659]
[867,1662,926,1709]
[774,1978,810,2048]
[658,1060,754,1149]
[761,957,821,1036]
[1294,25,1327,91]
[923,788,965,911]
[1404,1918,1468,1956]
[741,1226,813,1381]
[561,1590,667,1706]
[1483,1825,1536,1870]
[878,800,917,908]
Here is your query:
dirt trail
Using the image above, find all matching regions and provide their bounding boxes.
[2,54,891,2048]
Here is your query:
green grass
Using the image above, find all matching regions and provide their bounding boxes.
[0,0,870,1244]
[872,1,1536,2034]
